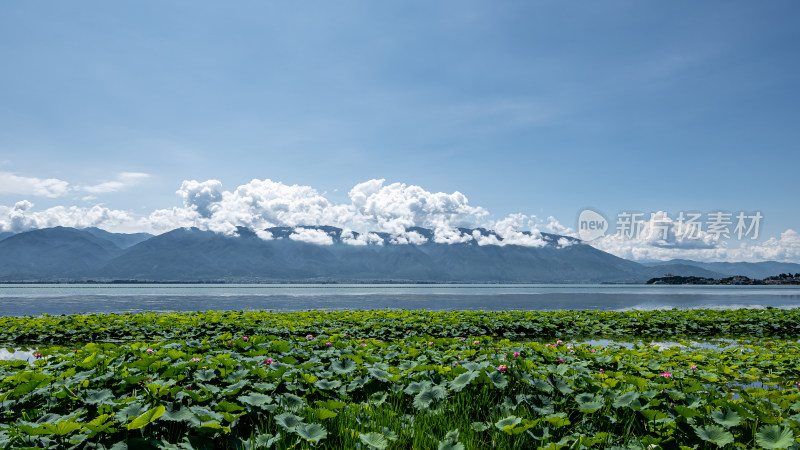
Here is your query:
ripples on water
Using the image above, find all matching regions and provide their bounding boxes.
[1,284,799,316]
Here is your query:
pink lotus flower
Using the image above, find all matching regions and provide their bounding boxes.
[263,358,274,365]
[513,352,521,358]
[599,368,604,373]
[360,343,367,347]
[345,334,350,338]
[660,371,673,378]
[454,362,460,366]
[33,352,42,358]
[428,341,434,346]
[242,336,249,341]
[590,349,596,353]
[558,358,565,363]
[146,348,154,354]
[497,364,508,372]
[190,357,201,362]
[325,341,332,347]
[556,340,563,344]
[690,365,697,370]
[473,340,480,345]
[306,334,314,340]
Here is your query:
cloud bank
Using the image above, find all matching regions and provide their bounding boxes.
[1,177,798,262]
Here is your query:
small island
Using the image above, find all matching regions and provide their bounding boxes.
[647,272,800,285]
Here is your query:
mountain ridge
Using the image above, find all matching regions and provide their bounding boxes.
[0,226,794,283]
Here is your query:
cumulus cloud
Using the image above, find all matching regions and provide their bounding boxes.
[491,214,547,247]
[590,211,723,260]
[592,230,800,262]
[348,179,488,235]
[390,230,429,245]
[289,227,334,245]
[341,229,384,246]
[0,200,134,233]
[0,172,70,198]
[5,176,795,262]
[146,178,506,245]
[433,227,473,244]
[590,211,800,262]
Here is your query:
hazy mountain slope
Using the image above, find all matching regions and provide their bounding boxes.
[6,226,794,283]
[97,226,648,282]
[81,227,153,249]
[0,227,123,280]
[638,264,726,280]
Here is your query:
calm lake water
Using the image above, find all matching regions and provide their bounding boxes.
[1,284,800,316]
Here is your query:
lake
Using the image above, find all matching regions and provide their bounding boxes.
[1,283,800,316]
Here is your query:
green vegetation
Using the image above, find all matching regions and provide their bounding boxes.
[1,309,800,449]
[647,273,800,285]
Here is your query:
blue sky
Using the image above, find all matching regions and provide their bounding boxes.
[1,2,799,261]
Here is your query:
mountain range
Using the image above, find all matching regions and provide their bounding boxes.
[0,226,797,283]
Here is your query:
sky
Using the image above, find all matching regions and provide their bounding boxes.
[1,1,799,262]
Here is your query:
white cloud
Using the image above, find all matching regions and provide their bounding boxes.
[289,227,334,245]
[542,216,573,235]
[590,212,800,262]
[0,172,70,198]
[341,229,384,246]
[473,230,502,246]
[390,230,429,245]
[0,171,150,198]
[491,214,547,247]
[433,227,473,244]
[81,172,151,194]
[557,237,575,248]
[0,200,134,233]
[1,177,798,262]
[177,179,223,217]
[348,179,488,235]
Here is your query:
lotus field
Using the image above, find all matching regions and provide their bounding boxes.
[1,309,800,449]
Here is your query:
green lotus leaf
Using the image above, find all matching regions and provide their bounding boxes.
[295,423,327,443]
[194,369,216,382]
[316,399,346,410]
[710,408,741,428]
[450,371,478,392]
[612,391,640,408]
[471,422,490,432]
[126,405,165,430]
[694,425,734,447]
[489,371,508,389]
[84,388,114,405]
[329,358,357,375]
[314,407,338,420]
[413,385,447,410]
[254,432,281,448]
[756,425,795,449]
[114,403,146,423]
[438,439,465,450]
[359,432,389,449]
[314,379,342,390]
[495,415,521,431]
[274,412,304,432]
